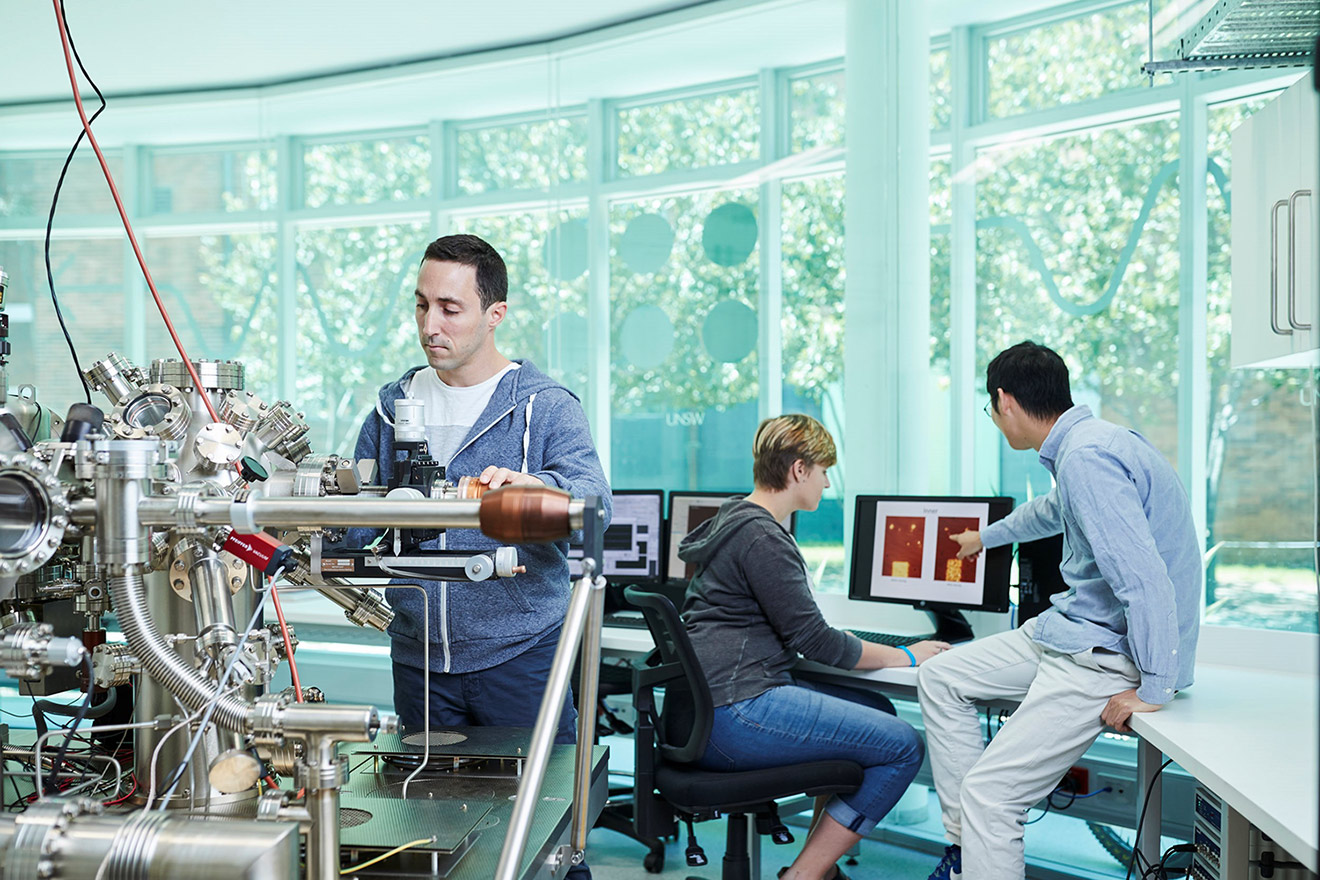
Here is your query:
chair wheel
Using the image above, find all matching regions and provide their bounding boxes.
[643,850,665,873]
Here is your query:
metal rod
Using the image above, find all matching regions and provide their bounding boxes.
[71,495,586,532]
[571,571,607,855]
[493,565,596,880]
[306,783,339,880]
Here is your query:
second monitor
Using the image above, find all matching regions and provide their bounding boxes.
[850,494,1015,641]
[568,489,665,581]
[667,491,795,582]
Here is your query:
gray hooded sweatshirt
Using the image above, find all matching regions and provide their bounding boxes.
[679,498,862,707]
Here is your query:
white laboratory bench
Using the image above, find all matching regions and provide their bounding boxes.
[604,602,1320,876]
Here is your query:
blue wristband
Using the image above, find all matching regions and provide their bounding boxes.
[899,645,916,667]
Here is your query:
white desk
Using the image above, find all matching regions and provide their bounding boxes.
[1131,663,1319,874]
[605,616,1320,876]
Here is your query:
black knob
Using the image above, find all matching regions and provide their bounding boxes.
[240,456,269,482]
[61,403,104,443]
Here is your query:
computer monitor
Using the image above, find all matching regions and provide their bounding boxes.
[567,489,665,582]
[849,494,1015,638]
[666,492,794,581]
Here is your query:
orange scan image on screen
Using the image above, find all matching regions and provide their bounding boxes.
[935,516,979,583]
[882,516,925,578]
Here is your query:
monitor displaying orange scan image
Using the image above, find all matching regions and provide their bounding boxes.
[850,495,1015,613]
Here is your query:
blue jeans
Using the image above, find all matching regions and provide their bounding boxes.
[697,678,923,836]
[391,625,579,745]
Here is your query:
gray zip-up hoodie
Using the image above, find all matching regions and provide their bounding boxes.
[679,497,862,707]
[353,360,611,675]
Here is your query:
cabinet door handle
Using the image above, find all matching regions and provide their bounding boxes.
[1271,198,1292,336]
[1287,189,1312,332]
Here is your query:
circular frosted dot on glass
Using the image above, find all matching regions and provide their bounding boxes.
[619,213,674,275]
[543,218,588,281]
[619,305,674,368]
[702,300,757,363]
[701,202,758,266]
[545,312,589,375]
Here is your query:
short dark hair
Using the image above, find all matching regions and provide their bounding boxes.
[986,341,1074,420]
[421,234,508,311]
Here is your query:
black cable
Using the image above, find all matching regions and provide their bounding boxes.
[44,0,109,404]
[1125,757,1174,880]
[1143,843,1194,880]
[44,654,96,795]
[32,685,116,741]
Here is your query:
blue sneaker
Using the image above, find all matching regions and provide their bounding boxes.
[927,844,961,880]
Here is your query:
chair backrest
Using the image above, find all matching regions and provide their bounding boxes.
[623,585,714,765]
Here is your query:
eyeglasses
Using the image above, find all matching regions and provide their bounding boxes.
[983,399,994,418]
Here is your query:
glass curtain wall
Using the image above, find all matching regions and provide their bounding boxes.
[0,0,1310,628]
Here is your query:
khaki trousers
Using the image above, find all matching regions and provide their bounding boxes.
[917,622,1140,880]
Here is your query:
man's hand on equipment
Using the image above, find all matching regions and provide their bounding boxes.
[949,530,984,559]
[479,466,546,490]
[1101,688,1162,733]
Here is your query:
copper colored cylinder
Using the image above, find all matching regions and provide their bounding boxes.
[455,475,490,499]
[479,486,572,543]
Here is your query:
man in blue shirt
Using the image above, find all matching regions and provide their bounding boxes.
[919,341,1200,880]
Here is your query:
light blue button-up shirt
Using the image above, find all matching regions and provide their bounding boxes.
[980,405,1201,705]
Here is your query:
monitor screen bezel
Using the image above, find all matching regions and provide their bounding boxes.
[568,488,666,583]
[848,494,1015,614]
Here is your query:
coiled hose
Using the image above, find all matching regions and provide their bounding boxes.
[108,572,253,732]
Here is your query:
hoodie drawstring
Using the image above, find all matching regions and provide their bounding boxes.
[521,392,536,473]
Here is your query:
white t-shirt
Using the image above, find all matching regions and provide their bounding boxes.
[406,363,519,465]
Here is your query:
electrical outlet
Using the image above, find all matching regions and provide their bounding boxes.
[1093,771,1138,811]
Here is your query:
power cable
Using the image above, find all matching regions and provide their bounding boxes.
[42,0,103,403]
[1126,757,1174,880]
[155,591,269,807]
[43,654,96,795]
[51,0,224,426]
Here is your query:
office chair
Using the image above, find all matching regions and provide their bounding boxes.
[624,585,864,880]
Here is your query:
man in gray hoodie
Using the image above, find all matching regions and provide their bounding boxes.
[354,234,611,746]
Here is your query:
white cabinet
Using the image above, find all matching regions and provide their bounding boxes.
[1231,74,1319,369]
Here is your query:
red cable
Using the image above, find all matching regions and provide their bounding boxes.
[51,0,221,426]
[104,773,138,806]
[268,577,304,703]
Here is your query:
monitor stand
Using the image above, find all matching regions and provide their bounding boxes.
[925,607,975,643]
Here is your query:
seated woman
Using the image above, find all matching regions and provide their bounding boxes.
[680,414,949,880]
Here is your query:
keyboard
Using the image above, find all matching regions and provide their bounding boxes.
[848,629,931,647]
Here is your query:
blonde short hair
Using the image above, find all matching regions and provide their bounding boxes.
[752,414,837,491]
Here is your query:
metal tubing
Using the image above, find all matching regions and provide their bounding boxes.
[306,781,340,880]
[191,550,240,648]
[73,495,585,533]
[109,570,253,733]
[0,806,300,879]
[494,569,596,880]
[571,573,607,855]
[310,583,393,631]
[94,452,154,568]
